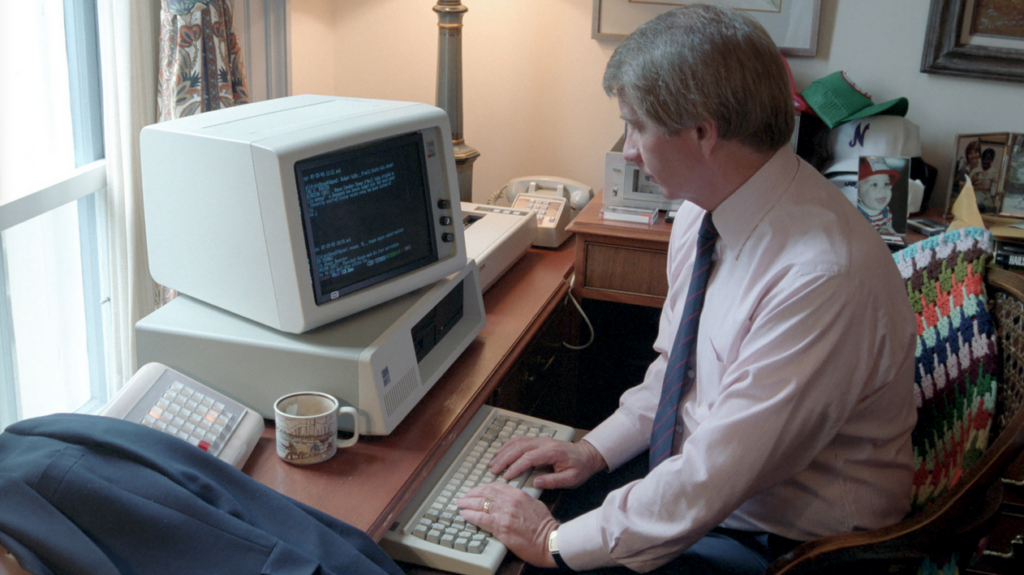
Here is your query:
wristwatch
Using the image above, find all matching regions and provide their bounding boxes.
[548,528,572,572]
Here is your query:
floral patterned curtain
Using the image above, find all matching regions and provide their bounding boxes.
[157,0,249,122]
[155,0,249,304]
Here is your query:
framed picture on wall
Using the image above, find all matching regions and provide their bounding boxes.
[999,134,1024,217]
[591,0,822,56]
[949,132,1009,214]
[922,0,1024,83]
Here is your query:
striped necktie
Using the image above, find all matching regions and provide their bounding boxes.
[649,212,719,470]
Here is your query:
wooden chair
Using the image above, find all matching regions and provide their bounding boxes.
[766,266,1024,575]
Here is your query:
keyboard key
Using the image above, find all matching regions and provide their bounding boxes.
[467,538,486,554]
[425,504,443,521]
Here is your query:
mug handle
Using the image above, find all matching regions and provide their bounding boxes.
[336,406,360,448]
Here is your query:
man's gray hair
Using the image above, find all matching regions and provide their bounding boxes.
[603,4,795,152]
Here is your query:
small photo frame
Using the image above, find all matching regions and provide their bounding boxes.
[998,133,1024,217]
[857,156,910,235]
[949,132,1010,214]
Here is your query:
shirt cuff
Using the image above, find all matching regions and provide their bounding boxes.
[558,508,618,571]
[582,411,648,471]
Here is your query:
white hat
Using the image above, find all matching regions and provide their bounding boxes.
[827,172,859,205]
[823,115,922,175]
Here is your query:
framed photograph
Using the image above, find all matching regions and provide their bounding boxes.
[949,132,1009,214]
[857,156,911,236]
[591,0,821,56]
[921,0,1024,83]
[999,133,1024,217]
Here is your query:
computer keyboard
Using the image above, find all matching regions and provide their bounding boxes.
[381,405,575,575]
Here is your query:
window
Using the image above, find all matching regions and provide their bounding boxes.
[0,1,107,430]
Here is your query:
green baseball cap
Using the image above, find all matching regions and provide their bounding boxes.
[800,71,908,129]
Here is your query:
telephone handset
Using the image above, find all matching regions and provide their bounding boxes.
[504,176,593,248]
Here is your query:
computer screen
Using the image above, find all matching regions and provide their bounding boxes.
[295,132,438,305]
[140,95,467,334]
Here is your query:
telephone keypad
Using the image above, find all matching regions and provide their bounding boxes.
[516,197,564,228]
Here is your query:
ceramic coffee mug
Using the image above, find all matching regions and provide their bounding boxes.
[274,392,359,465]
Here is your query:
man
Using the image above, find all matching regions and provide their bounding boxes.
[456,5,916,574]
[970,147,999,212]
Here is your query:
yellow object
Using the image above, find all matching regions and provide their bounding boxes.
[947,177,987,232]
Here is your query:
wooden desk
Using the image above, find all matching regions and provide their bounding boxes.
[241,241,575,542]
[567,197,673,308]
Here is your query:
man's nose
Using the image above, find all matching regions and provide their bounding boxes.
[622,131,641,164]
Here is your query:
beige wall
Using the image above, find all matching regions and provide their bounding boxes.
[290,0,1024,208]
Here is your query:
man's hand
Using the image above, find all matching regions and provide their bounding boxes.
[456,483,559,568]
[489,437,607,490]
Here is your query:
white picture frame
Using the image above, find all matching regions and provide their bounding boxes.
[591,0,822,57]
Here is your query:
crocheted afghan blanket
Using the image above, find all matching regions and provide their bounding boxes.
[893,227,997,513]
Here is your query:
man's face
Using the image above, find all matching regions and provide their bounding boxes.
[858,173,892,212]
[982,155,994,170]
[967,147,980,167]
[618,99,705,205]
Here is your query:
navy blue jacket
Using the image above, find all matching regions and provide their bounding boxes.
[0,414,404,575]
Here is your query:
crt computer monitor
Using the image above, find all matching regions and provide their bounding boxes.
[140,95,467,334]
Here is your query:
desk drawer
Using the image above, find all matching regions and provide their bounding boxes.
[583,242,668,300]
[490,297,578,427]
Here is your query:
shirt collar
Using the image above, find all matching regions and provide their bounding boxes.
[711,147,800,256]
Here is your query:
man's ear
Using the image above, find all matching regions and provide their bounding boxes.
[694,120,719,158]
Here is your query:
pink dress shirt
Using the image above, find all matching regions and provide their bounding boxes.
[559,147,917,572]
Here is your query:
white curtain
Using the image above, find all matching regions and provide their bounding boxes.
[96,0,160,390]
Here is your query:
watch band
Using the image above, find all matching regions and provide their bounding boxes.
[548,529,573,572]
[552,550,572,572]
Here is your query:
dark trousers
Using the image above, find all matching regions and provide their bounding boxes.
[539,453,801,575]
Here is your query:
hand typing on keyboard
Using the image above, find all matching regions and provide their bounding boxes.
[488,436,608,490]
[455,436,608,568]
[381,407,577,575]
[457,483,560,568]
